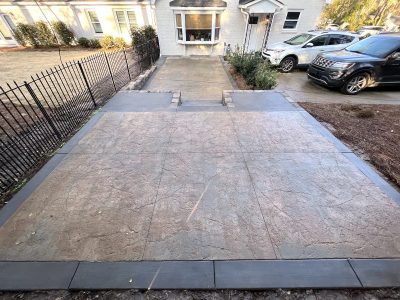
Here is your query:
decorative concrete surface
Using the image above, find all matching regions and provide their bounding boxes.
[0,91,399,262]
[143,57,233,101]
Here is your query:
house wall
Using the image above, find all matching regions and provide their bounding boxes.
[267,0,326,45]
[0,1,155,44]
[155,0,246,56]
[155,0,327,56]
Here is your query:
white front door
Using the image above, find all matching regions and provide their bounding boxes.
[247,15,269,52]
[0,14,18,47]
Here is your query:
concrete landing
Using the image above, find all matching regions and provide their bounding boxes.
[143,57,233,101]
[0,91,399,262]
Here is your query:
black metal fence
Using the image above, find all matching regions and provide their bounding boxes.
[0,39,160,197]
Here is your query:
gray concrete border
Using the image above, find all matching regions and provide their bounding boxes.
[0,259,399,291]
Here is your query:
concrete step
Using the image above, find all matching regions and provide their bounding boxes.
[181,100,223,107]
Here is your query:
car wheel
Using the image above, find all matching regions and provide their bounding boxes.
[280,57,296,73]
[341,73,370,95]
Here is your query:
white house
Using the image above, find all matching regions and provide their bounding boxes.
[0,0,328,56]
[154,0,329,55]
[0,0,156,47]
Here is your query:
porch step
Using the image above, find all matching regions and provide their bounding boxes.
[181,100,223,107]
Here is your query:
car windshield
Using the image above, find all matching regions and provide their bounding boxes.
[346,36,400,58]
[284,34,314,45]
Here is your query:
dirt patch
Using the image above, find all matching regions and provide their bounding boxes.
[300,102,400,188]
[228,68,252,90]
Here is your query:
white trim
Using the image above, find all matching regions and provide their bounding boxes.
[238,0,284,9]
[113,9,138,35]
[178,40,219,45]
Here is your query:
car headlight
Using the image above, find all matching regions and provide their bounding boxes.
[331,62,354,69]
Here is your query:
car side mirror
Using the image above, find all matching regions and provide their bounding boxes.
[305,43,314,48]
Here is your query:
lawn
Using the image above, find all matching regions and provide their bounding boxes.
[0,47,99,87]
[300,102,400,189]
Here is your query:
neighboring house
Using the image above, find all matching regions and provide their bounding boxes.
[0,0,328,56]
[0,0,156,47]
[154,0,329,56]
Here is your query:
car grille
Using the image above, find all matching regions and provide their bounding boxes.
[312,56,335,69]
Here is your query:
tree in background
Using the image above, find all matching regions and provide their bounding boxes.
[320,0,400,31]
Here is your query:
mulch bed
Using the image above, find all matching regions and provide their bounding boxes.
[228,68,253,90]
[300,102,400,189]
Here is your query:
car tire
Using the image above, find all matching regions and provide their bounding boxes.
[280,56,297,73]
[340,73,370,95]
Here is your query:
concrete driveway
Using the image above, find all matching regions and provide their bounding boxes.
[276,71,400,105]
[143,57,233,101]
[0,91,398,261]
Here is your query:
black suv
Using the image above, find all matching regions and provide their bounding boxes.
[307,33,400,94]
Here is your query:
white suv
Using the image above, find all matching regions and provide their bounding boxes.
[262,31,359,72]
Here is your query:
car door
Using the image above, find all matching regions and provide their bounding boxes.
[298,35,329,64]
[327,34,355,51]
[380,51,400,84]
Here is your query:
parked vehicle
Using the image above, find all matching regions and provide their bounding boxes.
[307,33,400,95]
[325,24,340,30]
[262,31,359,72]
[358,26,384,39]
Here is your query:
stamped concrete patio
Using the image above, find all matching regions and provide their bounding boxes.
[0,90,399,262]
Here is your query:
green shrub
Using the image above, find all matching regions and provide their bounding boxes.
[14,23,39,47]
[52,21,75,45]
[35,21,57,46]
[227,48,263,86]
[78,37,90,48]
[254,62,278,89]
[99,35,114,49]
[12,26,26,46]
[114,37,127,48]
[88,39,101,48]
[142,25,157,40]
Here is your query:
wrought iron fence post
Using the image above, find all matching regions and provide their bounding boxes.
[104,52,117,92]
[123,48,131,81]
[24,81,62,140]
[148,41,154,65]
[77,61,97,107]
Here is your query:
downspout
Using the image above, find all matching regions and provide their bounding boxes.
[240,8,249,53]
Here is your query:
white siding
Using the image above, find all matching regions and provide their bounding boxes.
[267,0,326,45]
[0,1,155,44]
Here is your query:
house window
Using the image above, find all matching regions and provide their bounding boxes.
[87,10,103,33]
[174,12,221,44]
[0,15,14,40]
[283,11,301,29]
[114,10,138,35]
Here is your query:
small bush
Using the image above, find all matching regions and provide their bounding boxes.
[78,37,90,48]
[355,109,374,118]
[142,25,157,40]
[114,37,127,48]
[227,47,263,86]
[53,21,75,45]
[99,35,114,49]
[88,39,101,48]
[35,21,57,46]
[15,23,39,47]
[255,62,278,89]
[12,27,26,46]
